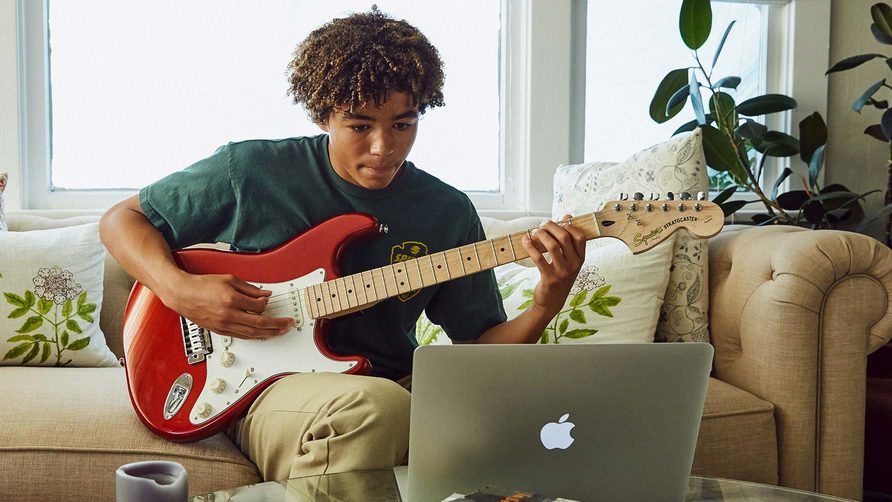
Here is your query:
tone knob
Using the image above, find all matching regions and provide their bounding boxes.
[210,378,226,393]
[219,350,235,367]
[220,336,232,348]
[197,402,212,418]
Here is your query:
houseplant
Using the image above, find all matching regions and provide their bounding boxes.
[826,1,892,245]
[650,0,883,230]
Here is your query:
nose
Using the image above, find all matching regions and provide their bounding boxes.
[369,129,395,157]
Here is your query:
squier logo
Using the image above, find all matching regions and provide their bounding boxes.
[390,241,429,302]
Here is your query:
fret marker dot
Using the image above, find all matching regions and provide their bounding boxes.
[317,298,321,302]
[437,265,442,269]
[397,268,402,273]
[366,285,371,288]
[500,248,505,252]
[467,257,472,261]
[348,289,352,294]
[400,282,405,286]
[331,294,336,298]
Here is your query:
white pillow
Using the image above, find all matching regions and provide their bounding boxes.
[0,172,7,232]
[552,129,710,343]
[0,223,118,367]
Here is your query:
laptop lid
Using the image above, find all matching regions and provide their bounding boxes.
[407,343,713,502]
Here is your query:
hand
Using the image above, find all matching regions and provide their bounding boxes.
[161,273,295,340]
[521,214,587,318]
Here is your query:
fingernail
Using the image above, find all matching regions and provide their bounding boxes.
[522,236,530,245]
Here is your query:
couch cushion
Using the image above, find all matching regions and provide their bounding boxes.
[692,378,778,485]
[0,367,260,500]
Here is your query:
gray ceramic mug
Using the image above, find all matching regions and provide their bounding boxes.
[115,460,188,502]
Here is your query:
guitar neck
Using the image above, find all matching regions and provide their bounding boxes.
[303,212,605,320]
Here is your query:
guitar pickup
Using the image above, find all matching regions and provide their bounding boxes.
[181,317,213,364]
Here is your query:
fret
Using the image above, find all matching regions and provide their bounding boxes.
[478,241,498,270]
[344,275,359,307]
[372,268,389,298]
[312,284,325,317]
[335,278,350,310]
[361,270,377,302]
[507,232,518,261]
[352,273,367,305]
[381,266,399,297]
[458,244,481,274]
[430,252,451,282]
[490,236,511,265]
[319,282,334,316]
[393,262,411,293]
[302,287,315,320]
[424,255,438,284]
[444,249,465,278]
[407,258,424,288]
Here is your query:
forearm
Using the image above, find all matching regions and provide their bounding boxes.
[98,196,186,301]
[474,304,556,344]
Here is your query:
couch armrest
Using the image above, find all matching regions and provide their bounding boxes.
[708,225,892,500]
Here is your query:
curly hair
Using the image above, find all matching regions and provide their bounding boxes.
[287,10,445,124]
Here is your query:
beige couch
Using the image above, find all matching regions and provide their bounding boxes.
[2,211,891,501]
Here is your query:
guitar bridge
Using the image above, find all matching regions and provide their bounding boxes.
[181,318,213,364]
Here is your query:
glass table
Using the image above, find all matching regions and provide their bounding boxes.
[189,467,855,501]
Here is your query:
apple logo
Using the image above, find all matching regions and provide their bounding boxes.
[540,413,575,450]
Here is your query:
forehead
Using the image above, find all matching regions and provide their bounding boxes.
[339,92,418,119]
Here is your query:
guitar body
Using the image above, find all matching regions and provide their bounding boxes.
[122,213,378,442]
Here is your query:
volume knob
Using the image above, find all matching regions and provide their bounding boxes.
[210,378,226,393]
[197,402,212,418]
[219,351,234,367]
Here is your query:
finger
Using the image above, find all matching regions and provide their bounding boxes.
[522,232,548,268]
[540,220,580,265]
[561,214,587,266]
[229,291,270,314]
[531,226,569,275]
[231,310,295,332]
[229,277,273,298]
[219,318,291,340]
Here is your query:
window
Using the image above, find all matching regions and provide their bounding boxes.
[5,0,829,213]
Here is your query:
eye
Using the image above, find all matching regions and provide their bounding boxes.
[350,125,370,133]
[394,122,415,131]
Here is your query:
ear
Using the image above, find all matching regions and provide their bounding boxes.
[318,120,329,133]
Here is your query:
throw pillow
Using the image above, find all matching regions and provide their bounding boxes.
[0,172,7,232]
[0,223,118,366]
[551,129,710,343]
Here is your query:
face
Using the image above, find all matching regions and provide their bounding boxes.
[320,92,419,190]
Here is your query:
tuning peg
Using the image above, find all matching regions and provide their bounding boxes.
[619,193,629,201]
[679,192,691,200]
[649,193,660,201]
[633,192,644,201]
[665,192,675,201]
[697,192,706,201]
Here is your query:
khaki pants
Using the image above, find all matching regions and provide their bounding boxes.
[226,372,411,482]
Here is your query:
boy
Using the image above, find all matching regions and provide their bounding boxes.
[100,10,585,481]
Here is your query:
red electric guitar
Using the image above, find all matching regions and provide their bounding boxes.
[122,193,724,442]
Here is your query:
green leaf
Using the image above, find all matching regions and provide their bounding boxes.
[40,343,50,364]
[799,112,828,165]
[4,292,26,308]
[559,319,569,335]
[62,299,73,318]
[16,316,43,334]
[873,3,892,39]
[735,119,768,146]
[700,125,740,172]
[67,337,91,351]
[736,94,797,117]
[79,313,95,323]
[826,54,886,75]
[61,330,69,347]
[853,79,886,113]
[711,76,741,90]
[808,145,827,190]
[539,330,550,344]
[679,0,712,50]
[21,344,40,365]
[24,291,35,309]
[77,291,87,308]
[563,329,597,340]
[3,343,33,361]
[32,334,47,341]
[8,306,30,319]
[771,168,794,201]
[711,186,737,205]
[673,114,715,136]
[590,297,621,318]
[6,334,34,343]
[569,291,587,308]
[711,21,736,69]
[720,200,748,217]
[709,91,736,123]
[37,297,53,316]
[873,23,892,44]
[521,289,535,298]
[569,309,586,324]
[650,69,690,123]
[518,299,534,311]
[881,108,892,142]
[666,85,690,116]
[66,319,83,334]
[755,131,800,157]
[499,281,522,300]
[690,72,706,124]
[865,124,889,142]
[591,285,611,300]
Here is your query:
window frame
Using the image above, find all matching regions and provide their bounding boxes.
[3,0,830,219]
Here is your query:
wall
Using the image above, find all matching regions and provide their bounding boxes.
[827,0,890,240]
[0,0,21,211]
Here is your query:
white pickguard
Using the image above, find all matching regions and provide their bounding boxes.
[188,268,356,425]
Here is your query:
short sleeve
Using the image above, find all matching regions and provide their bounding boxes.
[424,199,507,341]
[139,145,238,249]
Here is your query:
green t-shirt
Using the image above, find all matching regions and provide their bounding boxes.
[139,134,507,379]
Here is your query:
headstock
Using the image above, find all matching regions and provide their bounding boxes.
[592,192,724,254]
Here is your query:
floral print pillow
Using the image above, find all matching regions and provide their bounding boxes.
[551,130,710,343]
[0,223,117,367]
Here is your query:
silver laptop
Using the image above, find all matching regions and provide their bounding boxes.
[407,343,713,502]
